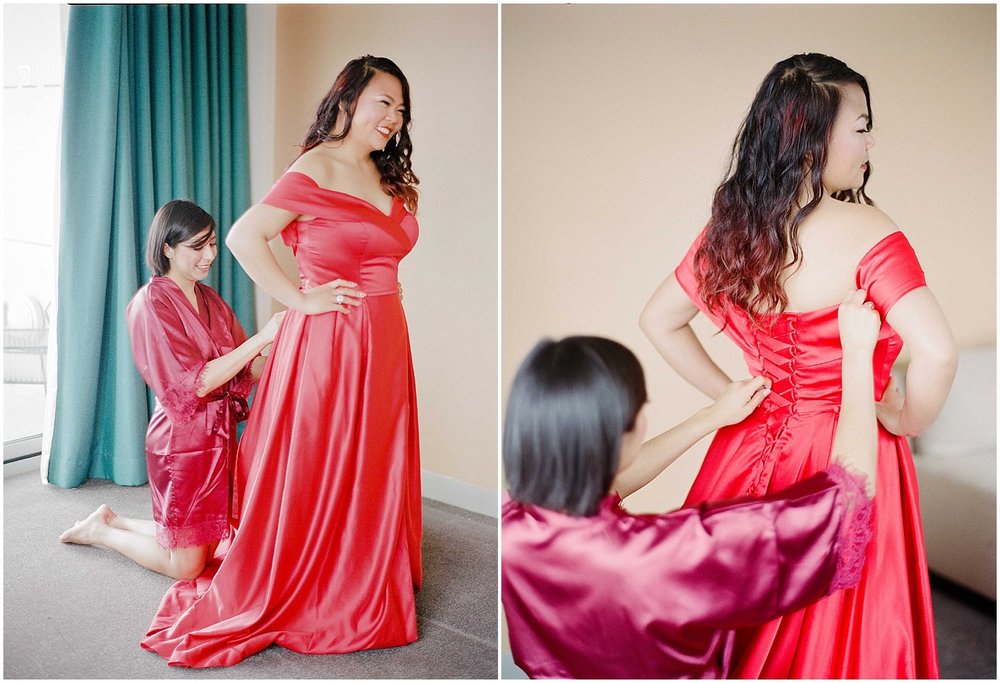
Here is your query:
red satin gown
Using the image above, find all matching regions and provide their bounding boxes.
[142,171,422,667]
[674,229,938,678]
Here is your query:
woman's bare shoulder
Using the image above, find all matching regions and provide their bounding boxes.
[286,146,336,186]
[827,199,901,252]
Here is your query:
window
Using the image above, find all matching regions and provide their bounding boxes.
[3,4,66,461]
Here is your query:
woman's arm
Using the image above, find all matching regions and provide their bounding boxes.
[196,311,284,397]
[878,288,958,437]
[639,273,731,399]
[614,376,770,499]
[830,290,882,496]
[226,202,364,316]
[251,354,268,383]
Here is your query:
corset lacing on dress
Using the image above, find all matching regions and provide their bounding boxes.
[745,315,846,497]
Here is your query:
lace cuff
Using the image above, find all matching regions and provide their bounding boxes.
[230,363,254,401]
[159,362,208,424]
[825,463,874,592]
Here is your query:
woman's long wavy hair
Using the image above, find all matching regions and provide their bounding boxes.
[299,55,419,213]
[695,53,873,320]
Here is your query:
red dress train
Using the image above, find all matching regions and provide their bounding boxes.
[141,171,422,667]
[674,229,938,678]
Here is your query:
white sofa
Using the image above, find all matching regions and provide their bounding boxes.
[906,345,996,600]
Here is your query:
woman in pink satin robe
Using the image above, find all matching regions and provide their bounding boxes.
[502,292,881,679]
[60,200,283,580]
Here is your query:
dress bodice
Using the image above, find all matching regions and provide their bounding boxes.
[675,229,940,678]
[675,230,926,414]
[262,171,418,296]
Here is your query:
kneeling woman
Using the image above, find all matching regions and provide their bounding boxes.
[501,291,880,679]
[60,200,284,580]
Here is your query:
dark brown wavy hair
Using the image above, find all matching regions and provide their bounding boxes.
[299,55,419,213]
[695,53,873,320]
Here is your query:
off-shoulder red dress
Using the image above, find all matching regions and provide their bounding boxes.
[674,229,938,678]
[142,171,422,667]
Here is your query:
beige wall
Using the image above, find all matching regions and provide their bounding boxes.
[502,4,996,515]
[267,5,498,492]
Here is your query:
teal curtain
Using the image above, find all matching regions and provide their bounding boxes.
[47,4,254,488]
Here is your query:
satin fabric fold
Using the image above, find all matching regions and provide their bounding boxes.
[502,466,871,679]
[141,171,421,667]
[674,228,938,678]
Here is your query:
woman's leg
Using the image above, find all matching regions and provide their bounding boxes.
[108,510,157,536]
[59,505,211,580]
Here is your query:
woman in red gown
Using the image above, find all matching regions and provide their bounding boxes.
[141,56,422,667]
[640,53,957,678]
[59,200,282,580]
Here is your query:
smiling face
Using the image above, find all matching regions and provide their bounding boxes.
[164,227,216,285]
[822,83,875,195]
[346,70,407,152]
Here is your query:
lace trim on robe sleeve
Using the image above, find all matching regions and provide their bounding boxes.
[159,361,208,424]
[229,363,254,401]
[825,463,874,592]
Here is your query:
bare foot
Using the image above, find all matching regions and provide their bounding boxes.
[59,504,115,545]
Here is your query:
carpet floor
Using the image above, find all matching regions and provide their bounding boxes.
[4,471,498,679]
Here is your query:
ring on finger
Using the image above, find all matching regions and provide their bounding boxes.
[336,294,345,304]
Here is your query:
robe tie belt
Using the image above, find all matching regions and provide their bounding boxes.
[208,391,250,524]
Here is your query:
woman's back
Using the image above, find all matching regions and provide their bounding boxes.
[640,51,951,678]
[671,222,938,676]
[779,197,900,313]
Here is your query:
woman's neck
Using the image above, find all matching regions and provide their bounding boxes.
[164,272,198,307]
[320,138,376,168]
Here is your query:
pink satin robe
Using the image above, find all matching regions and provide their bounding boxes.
[126,276,252,549]
[501,465,871,679]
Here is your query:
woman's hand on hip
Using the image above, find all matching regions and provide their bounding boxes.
[296,279,366,315]
[875,375,906,435]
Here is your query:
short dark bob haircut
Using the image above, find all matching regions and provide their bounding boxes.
[145,200,216,277]
[504,336,647,517]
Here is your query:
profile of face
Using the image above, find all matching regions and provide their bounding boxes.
[164,227,217,284]
[822,83,875,195]
[345,71,407,153]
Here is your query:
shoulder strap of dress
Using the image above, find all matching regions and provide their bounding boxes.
[856,230,926,314]
[260,171,331,218]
